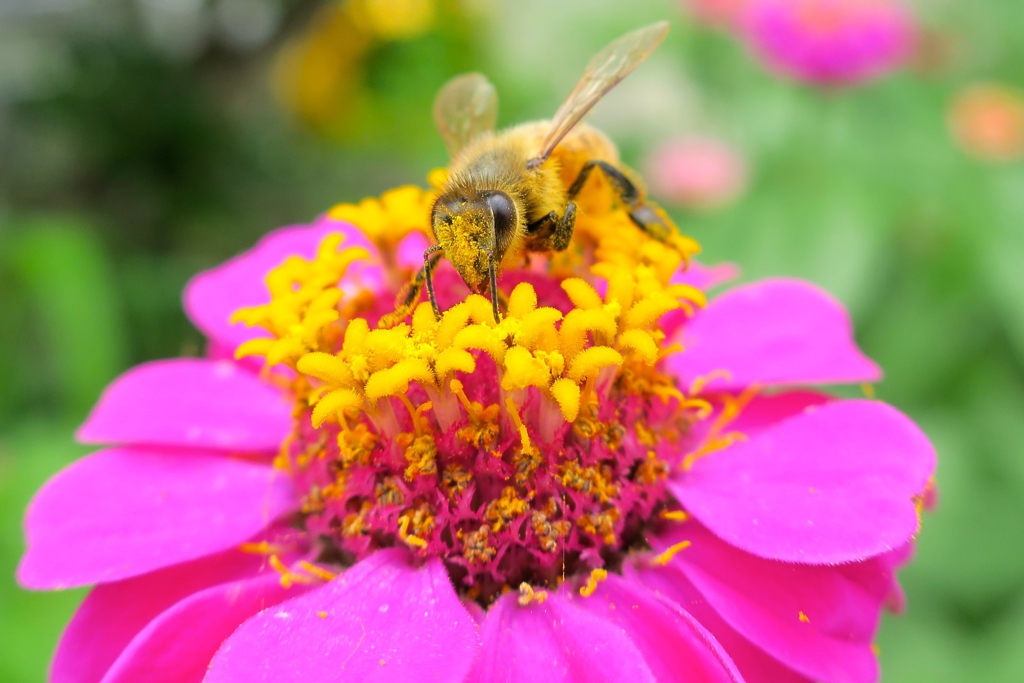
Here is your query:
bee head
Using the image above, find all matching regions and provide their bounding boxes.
[430,189,516,292]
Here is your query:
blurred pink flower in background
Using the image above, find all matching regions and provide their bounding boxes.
[683,0,750,29]
[740,0,917,85]
[646,136,749,210]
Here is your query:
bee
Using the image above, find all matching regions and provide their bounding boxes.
[407,21,678,322]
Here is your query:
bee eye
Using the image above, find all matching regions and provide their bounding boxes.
[486,192,515,237]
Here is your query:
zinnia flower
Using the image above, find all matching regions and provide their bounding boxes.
[19,176,935,682]
[645,136,749,210]
[740,0,917,85]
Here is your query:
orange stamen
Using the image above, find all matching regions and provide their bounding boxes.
[579,568,609,597]
[653,540,691,566]
[298,561,338,582]
[659,510,689,522]
[504,397,533,452]
[397,393,422,435]
[517,583,549,606]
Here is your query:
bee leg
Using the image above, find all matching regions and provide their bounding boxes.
[527,211,558,234]
[626,204,675,243]
[380,248,443,327]
[568,160,678,243]
[552,201,576,251]
[567,160,640,205]
[526,202,576,252]
[423,245,443,320]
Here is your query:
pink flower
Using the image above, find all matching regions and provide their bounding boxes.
[645,136,749,210]
[19,183,934,682]
[740,0,917,85]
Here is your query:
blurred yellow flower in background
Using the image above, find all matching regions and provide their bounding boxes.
[274,0,438,133]
[350,0,437,40]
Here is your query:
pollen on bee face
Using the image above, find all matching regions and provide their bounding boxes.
[432,211,492,284]
[232,181,713,603]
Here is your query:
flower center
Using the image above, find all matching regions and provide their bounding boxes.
[234,183,715,603]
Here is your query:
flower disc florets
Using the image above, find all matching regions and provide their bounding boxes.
[232,182,710,602]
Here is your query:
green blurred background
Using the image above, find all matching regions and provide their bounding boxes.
[2,0,1023,680]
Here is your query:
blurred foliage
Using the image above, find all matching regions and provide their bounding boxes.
[0,424,89,681]
[2,0,1024,680]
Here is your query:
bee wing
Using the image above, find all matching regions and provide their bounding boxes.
[434,73,499,158]
[531,22,669,166]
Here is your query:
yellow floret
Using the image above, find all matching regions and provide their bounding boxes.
[559,308,619,361]
[435,301,474,349]
[617,329,659,365]
[230,233,374,368]
[328,185,434,251]
[568,346,624,383]
[297,352,354,386]
[668,283,707,309]
[453,325,506,364]
[515,307,563,350]
[342,318,371,352]
[561,278,603,310]
[601,268,636,312]
[507,282,538,318]
[235,337,276,360]
[266,338,307,366]
[623,294,680,331]
[435,347,476,379]
[364,358,435,403]
[551,377,582,422]
[501,346,552,393]
[311,388,363,428]
[411,302,439,336]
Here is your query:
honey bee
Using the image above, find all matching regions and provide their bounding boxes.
[407,21,678,322]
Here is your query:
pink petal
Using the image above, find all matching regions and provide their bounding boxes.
[836,543,912,613]
[77,359,291,453]
[686,390,832,451]
[671,399,935,563]
[206,549,478,683]
[667,279,880,391]
[647,522,883,683]
[102,567,302,683]
[847,543,914,614]
[18,447,296,589]
[470,591,656,683]
[673,261,739,291]
[51,548,268,683]
[183,217,382,353]
[662,262,741,337]
[633,563,814,683]
[571,573,743,683]
[727,390,832,438]
[398,231,431,270]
